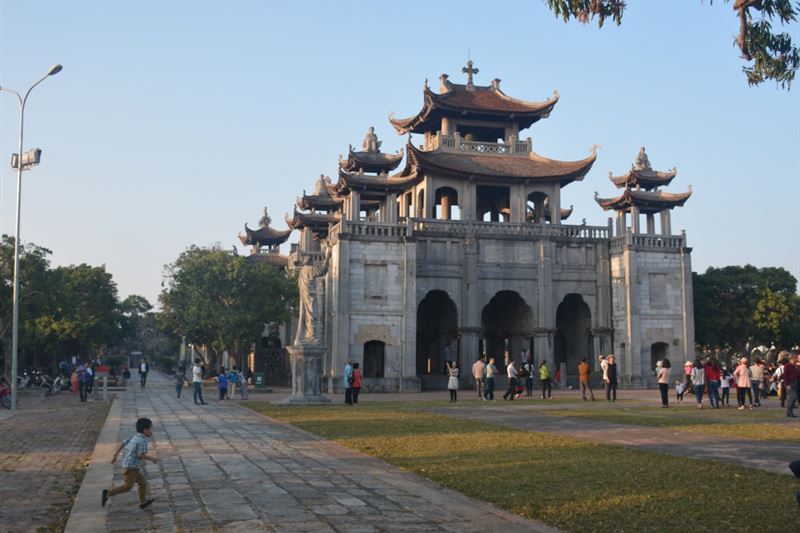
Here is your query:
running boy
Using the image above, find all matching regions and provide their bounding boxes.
[102,417,158,509]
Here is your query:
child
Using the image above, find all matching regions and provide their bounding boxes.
[217,368,228,402]
[720,367,731,407]
[102,417,158,509]
[675,379,685,404]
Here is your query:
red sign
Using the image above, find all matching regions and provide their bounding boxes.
[95,365,111,378]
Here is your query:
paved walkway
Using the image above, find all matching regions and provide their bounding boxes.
[431,405,800,475]
[0,389,110,533]
[69,372,555,532]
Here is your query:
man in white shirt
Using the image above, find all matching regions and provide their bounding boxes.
[472,356,486,400]
[192,359,207,405]
[502,360,519,401]
[138,359,149,388]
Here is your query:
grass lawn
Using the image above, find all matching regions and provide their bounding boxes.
[539,405,800,442]
[246,402,798,533]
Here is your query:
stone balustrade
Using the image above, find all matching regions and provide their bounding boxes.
[610,232,685,252]
[426,132,532,155]
[409,218,609,240]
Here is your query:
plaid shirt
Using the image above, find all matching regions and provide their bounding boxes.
[120,433,148,470]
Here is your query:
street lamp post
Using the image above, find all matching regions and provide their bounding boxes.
[1,64,62,411]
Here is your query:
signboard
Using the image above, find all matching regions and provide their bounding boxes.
[95,365,111,378]
[254,372,265,387]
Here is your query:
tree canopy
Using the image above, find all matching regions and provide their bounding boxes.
[694,264,800,349]
[158,245,297,370]
[545,1,800,89]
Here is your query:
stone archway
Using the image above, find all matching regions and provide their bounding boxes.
[416,290,458,376]
[555,294,592,373]
[650,342,669,372]
[481,291,535,364]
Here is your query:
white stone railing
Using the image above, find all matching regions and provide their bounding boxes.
[410,219,608,240]
[610,233,684,252]
[426,132,532,155]
[345,221,408,239]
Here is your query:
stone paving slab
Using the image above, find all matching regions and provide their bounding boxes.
[68,372,557,532]
[431,405,800,475]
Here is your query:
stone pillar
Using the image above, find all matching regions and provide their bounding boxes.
[283,345,330,404]
[630,206,640,234]
[349,191,360,222]
[424,183,434,219]
[550,187,562,225]
[385,193,397,223]
[399,193,407,220]
[680,233,696,359]
[441,116,452,135]
[660,210,672,235]
[440,193,450,220]
[301,227,312,252]
[490,209,499,222]
[616,211,626,236]
[510,184,525,223]
[646,213,655,235]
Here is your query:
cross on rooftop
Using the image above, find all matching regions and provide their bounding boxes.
[462,60,479,87]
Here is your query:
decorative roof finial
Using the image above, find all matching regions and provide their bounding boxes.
[462,59,479,89]
[362,126,381,153]
[258,207,271,228]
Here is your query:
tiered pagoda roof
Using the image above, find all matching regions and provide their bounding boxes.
[336,145,423,195]
[406,143,597,187]
[238,208,293,247]
[609,147,677,190]
[595,148,692,214]
[285,208,341,231]
[296,175,344,211]
[389,70,559,134]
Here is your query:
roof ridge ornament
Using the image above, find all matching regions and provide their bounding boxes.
[439,73,451,93]
[491,78,501,91]
[259,207,271,228]
[462,59,479,89]
[633,147,652,171]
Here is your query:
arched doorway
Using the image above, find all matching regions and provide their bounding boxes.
[481,291,534,364]
[364,341,385,378]
[416,291,458,377]
[555,294,592,373]
[435,187,460,220]
[650,342,669,372]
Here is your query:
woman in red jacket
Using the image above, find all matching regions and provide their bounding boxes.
[352,363,363,404]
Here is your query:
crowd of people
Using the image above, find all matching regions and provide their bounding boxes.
[656,351,800,415]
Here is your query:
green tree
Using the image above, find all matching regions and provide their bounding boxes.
[159,245,297,372]
[694,264,798,349]
[752,288,795,344]
[545,1,800,89]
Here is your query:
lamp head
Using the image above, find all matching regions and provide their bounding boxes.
[47,64,63,76]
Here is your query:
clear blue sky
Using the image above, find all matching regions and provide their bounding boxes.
[1,1,799,305]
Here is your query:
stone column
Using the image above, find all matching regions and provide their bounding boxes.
[283,345,330,404]
[510,184,525,223]
[630,206,640,234]
[349,191,360,222]
[385,193,397,223]
[616,211,626,236]
[424,182,434,219]
[680,233,696,358]
[660,210,672,235]
[646,213,655,234]
[441,117,452,136]
[440,193,450,220]
[550,187,562,225]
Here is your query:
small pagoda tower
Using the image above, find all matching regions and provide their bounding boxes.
[287,175,343,253]
[238,207,292,267]
[594,148,695,387]
[595,147,691,236]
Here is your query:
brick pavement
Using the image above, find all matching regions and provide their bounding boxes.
[74,372,555,532]
[0,389,110,532]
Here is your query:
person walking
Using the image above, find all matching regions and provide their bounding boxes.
[138,358,149,389]
[502,359,518,401]
[174,370,184,399]
[605,355,618,402]
[86,364,95,396]
[447,360,460,402]
[472,355,486,400]
[351,363,363,404]
[783,354,799,417]
[733,357,752,410]
[539,360,552,400]
[102,417,158,510]
[237,367,249,400]
[705,358,721,409]
[192,358,207,405]
[657,358,671,407]
[691,359,706,408]
[524,359,535,397]
[344,361,354,405]
[485,357,497,401]
[77,363,88,403]
[578,357,594,401]
[750,358,764,407]
[227,366,238,400]
[216,368,228,403]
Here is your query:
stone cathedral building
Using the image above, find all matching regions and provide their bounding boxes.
[241,62,695,391]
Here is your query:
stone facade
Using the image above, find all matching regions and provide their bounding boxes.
[278,64,695,391]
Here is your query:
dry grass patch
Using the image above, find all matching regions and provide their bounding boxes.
[247,402,798,533]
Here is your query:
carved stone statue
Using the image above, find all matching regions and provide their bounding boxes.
[294,247,331,346]
[258,207,271,228]
[362,126,381,153]
[634,147,652,171]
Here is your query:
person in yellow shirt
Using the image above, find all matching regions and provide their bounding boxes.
[539,361,552,399]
